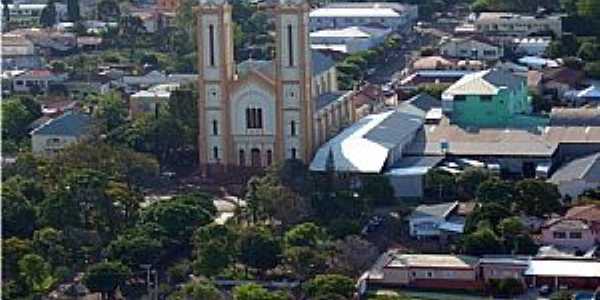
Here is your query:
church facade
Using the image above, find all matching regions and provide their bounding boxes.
[196,0,355,173]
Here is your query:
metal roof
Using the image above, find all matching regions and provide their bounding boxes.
[387,254,479,269]
[549,152,600,183]
[443,69,524,96]
[310,7,401,18]
[30,112,92,137]
[315,91,351,110]
[525,260,600,277]
[410,201,458,219]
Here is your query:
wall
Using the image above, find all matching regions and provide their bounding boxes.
[388,173,424,198]
[541,225,597,249]
[32,134,78,155]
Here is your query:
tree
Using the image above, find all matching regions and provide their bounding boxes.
[94,91,128,133]
[577,0,600,18]
[456,168,492,200]
[284,222,327,248]
[283,246,327,280]
[464,203,512,233]
[106,234,163,268]
[18,254,54,293]
[360,175,395,205]
[476,178,514,204]
[67,0,79,21]
[233,283,289,300]
[4,175,45,204]
[577,42,600,61]
[39,0,57,27]
[176,281,224,300]
[39,189,82,230]
[330,235,378,277]
[2,186,37,238]
[97,0,120,21]
[1,98,39,141]
[514,179,562,217]
[32,227,69,267]
[584,61,600,79]
[424,169,457,202]
[462,227,504,256]
[83,261,131,300]
[192,224,238,277]
[304,274,355,299]
[140,192,215,244]
[3,237,33,279]
[238,227,281,275]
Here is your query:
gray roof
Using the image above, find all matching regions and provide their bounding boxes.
[315,91,350,110]
[550,152,600,183]
[312,50,336,75]
[30,112,92,136]
[388,155,444,169]
[550,107,600,127]
[363,108,424,149]
[410,201,458,219]
[482,68,524,93]
[405,93,441,112]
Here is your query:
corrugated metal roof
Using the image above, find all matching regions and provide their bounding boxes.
[525,260,600,277]
[443,69,523,96]
[411,201,458,219]
[310,7,401,18]
[549,152,600,183]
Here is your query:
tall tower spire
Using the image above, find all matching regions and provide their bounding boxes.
[273,0,313,163]
[196,0,235,174]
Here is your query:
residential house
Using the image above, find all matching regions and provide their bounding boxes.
[525,260,600,290]
[77,36,103,51]
[540,204,600,250]
[550,107,600,127]
[441,68,547,128]
[548,153,600,198]
[12,70,68,93]
[1,33,43,70]
[479,256,530,284]
[351,83,386,118]
[408,201,471,239]
[30,112,92,155]
[309,2,418,31]
[310,25,392,54]
[439,36,504,61]
[513,37,551,56]
[129,83,180,118]
[366,251,482,290]
[473,12,562,37]
[3,3,67,28]
[398,70,473,92]
[116,71,197,94]
[411,56,484,71]
[63,75,112,99]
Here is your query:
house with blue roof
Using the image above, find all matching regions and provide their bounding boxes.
[30,112,93,155]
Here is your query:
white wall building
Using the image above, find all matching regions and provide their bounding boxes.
[309,2,417,31]
[439,36,504,61]
[310,25,392,54]
[474,12,562,37]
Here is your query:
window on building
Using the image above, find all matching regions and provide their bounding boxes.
[239,149,245,166]
[246,108,263,129]
[427,272,433,278]
[287,25,294,67]
[483,50,496,56]
[454,95,466,101]
[212,120,218,135]
[266,150,272,166]
[291,147,297,160]
[569,232,582,239]
[480,95,492,101]
[553,231,566,239]
[209,24,216,66]
[251,148,261,167]
[213,146,219,160]
[290,120,296,136]
[411,272,416,277]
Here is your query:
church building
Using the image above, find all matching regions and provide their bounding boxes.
[195,0,355,174]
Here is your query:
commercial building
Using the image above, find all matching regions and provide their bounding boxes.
[309,2,417,31]
[548,153,600,198]
[473,12,562,37]
[439,36,504,61]
[310,25,392,54]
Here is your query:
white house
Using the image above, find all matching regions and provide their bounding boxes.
[548,153,600,198]
[474,12,562,37]
[30,112,92,156]
[310,26,392,54]
[309,2,417,31]
[439,36,504,61]
[408,201,465,238]
[12,70,68,93]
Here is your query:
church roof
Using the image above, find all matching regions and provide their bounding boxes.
[236,50,336,79]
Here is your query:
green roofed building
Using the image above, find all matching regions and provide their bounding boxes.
[441,69,548,128]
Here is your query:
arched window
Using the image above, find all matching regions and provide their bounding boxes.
[291,147,297,160]
[266,150,272,166]
[290,120,296,136]
[213,146,219,160]
[246,108,263,129]
[212,120,218,135]
[239,149,245,166]
[251,148,261,167]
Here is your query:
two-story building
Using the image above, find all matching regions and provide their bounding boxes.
[309,2,417,31]
[541,204,600,251]
[439,36,504,61]
[310,25,392,54]
[441,68,547,128]
[473,12,562,37]
[12,69,68,94]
